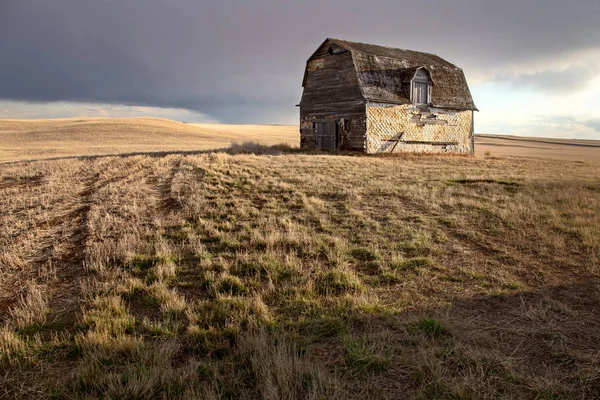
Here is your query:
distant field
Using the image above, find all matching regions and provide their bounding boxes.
[1,118,599,163]
[0,118,299,163]
[476,134,600,162]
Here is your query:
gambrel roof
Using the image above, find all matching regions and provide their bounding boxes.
[305,38,478,111]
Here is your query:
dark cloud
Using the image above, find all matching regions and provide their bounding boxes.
[1,0,599,122]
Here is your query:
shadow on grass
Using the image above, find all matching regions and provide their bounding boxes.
[315,279,600,398]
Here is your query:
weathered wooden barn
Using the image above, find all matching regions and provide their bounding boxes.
[299,38,478,153]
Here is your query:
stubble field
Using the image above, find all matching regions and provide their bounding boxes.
[0,118,599,399]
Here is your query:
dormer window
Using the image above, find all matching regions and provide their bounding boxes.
[411,68,432,105]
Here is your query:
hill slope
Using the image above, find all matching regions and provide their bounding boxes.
[0,118,298,163]
[1,147,599,398]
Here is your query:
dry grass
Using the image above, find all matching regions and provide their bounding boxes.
[1,128,600,398]
[0,118,299,163]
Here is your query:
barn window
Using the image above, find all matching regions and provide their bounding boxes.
[411,68,432,105]
[328,44,344,55]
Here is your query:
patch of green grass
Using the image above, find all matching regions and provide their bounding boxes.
[215,235,242,253]
[190,296,270,330]
[185,326,239,357]
[15,322,46,335]
[142,318,181,338]
[81,296,136,336]
[233,260,269,279]
[196,362,214,381]
[282,293,324,319]
[123,287,160,307]
[315,269,365,296]
[342,335,390,374]
[414,318,452,339]
[218,275,247,296]
[362,267,404,286]
[300,316,347,339]
[163,229,188,243]
[232,256,298,283]
[502,279,523,290]
[349,247,378,262]
[378,269,403,285]
[396,237,435,257]
[128,254,178,275]
[390,257,436,273]
[129,255,155,272]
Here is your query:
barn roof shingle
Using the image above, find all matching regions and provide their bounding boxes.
[325,38,478,111]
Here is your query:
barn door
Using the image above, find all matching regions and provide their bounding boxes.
[316,122,337,151]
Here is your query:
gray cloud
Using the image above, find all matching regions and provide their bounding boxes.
[584,119,600,132]
[1,0,599,122]
[529,115,600,136]
[494,64,600,93]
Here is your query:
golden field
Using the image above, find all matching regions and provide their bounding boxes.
[0,118,599,398]
[2,117,600,163]
[0,118,298,163]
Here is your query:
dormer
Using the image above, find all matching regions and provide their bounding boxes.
[409,67,433,105]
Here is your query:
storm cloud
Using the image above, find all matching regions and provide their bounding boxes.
[1,0,599,123]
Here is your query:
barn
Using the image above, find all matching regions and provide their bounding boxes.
[299,38,478,154]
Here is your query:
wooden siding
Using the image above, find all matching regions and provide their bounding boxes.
[300,115,366,151]
[300,46,365,118]
[300,40,367,151]
[316,122,337,150]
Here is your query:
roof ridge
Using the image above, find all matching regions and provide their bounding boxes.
[328,38,442,59]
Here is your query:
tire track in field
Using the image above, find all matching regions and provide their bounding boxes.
[153,159,183,213]
[0,174,45,190]
[151,158,211,303]
[39,170,100,330]
[45,160,146,328]
[6,160,137,330]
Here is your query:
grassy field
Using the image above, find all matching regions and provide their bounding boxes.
[1,119,600,398]
[2,117,600,163]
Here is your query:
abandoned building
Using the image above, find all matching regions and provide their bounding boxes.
[299,38,478,153]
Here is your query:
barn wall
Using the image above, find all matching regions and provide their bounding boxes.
[300,41,367,150]
[365,103,473,154]
[300,114,366,150]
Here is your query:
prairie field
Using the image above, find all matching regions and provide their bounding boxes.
[2,118,600,163]
[0,118,299,163]
[1,118,600,399]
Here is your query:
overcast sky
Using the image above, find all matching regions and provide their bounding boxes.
[1,0,600,138]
